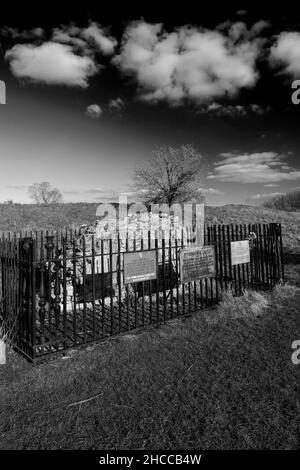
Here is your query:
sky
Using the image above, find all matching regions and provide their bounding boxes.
[0,3,300,206]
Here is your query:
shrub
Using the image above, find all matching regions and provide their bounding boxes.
[263,190,300,211]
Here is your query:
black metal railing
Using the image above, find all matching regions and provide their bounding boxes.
[0,223,284,362]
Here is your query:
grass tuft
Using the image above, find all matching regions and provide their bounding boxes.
[202,288,270,325]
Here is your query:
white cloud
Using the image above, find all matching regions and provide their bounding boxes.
[85,104,102,118]
[1,26,45,40]
[198,187,225,195]
[264,183,280,187]
[4,22,117,88]
[113,20,263,106]
[6,42,98,87]
[51,27,88,51]
[228,21,248,41]
[82,22,117,55]
[204,102,270,117]
[250,192,285,200]
[50,22,117,56]
[109,97,125,112]
[219,20,269,41]
[250,20,270,37]
[269,32,300,77]
[250,104,270,114]
[208,151,300,183]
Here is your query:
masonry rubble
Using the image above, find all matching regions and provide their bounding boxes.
[43,209,204,311]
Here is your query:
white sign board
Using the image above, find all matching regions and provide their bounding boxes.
[231,240,250,266]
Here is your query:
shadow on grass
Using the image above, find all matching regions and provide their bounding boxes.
[284,252,300,264]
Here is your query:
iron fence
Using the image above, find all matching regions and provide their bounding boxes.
[0,223,284,362]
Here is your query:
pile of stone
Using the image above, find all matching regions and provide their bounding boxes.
[63,212,192,273]
[44,212,201,311]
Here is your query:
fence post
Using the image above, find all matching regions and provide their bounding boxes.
[279,223,285,281]
[53,237,61,332]
[38,234,46,346]
[269,223,281,283]
[20,237,35,360]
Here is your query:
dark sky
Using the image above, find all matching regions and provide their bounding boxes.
[0,3,300,205]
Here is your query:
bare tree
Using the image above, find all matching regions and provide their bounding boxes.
[28,182,63,205]
[132,145,204,205]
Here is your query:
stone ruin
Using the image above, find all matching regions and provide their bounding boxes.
[43,209,204,311]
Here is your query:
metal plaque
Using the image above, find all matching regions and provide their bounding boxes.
[231,240,250,266]
[180,245,216,283]
[124,249,158,284]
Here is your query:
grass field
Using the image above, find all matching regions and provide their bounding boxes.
[1,202,300,251]
[1,283,300,450]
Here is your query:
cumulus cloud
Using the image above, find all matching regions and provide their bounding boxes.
[203,102,270,117]
[85,104,103,118]
[109,97,125,112]
[208,152,300,183]
[218,20,269,40]
[250,192,285,200]
[198,187,225,195]
[269,32,300,77]
[113,20,263,105]
[249,20,270,37]
[50,22,117,56]
[1,26,45,40]
[4,22,117,87]
[6,42,98,87]
[51,27,88,51]
[82,22,117,55]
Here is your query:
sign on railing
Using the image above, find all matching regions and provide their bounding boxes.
[231,240,250,266]
[180,245,216,283]
[124,249,158,284]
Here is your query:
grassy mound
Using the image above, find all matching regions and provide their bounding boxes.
[1,203,299,251]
